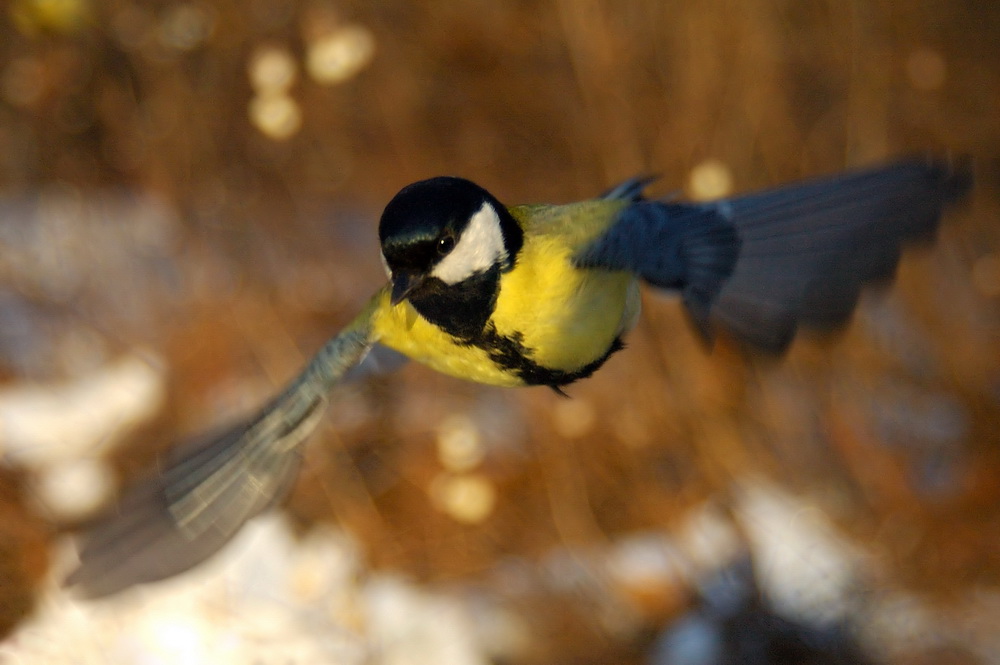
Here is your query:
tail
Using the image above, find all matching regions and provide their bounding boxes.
[578,157,972,352]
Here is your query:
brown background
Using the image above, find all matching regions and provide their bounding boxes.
[1,1,999,662]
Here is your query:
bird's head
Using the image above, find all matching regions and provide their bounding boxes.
[378,177,523,307]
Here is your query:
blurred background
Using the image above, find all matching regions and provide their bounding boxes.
[1,0,999,663]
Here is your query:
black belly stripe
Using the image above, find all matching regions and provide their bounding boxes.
[469,323,624,391]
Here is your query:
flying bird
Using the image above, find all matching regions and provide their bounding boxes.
[68,157,971,597]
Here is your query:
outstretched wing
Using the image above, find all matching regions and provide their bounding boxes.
[67,296,387,598]
[577,157,972,351]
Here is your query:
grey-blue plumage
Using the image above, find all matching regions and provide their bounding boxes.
[67,325,377,598]
[577,158,972,351]
[66,420,304,598]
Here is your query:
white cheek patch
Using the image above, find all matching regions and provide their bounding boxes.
[431,201,508,285]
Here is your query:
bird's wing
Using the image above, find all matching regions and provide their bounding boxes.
[576,157,972,352]
[67,294,387,598]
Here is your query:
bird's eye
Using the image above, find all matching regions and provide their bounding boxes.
[437,234,455,254]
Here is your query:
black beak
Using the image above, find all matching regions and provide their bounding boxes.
[390,271,422,306]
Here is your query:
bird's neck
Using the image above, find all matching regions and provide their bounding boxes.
[409,265,501,340]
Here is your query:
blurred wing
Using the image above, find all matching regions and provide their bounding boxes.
[67,299,383,598]
[577,157,971,352]
[64,418,306,599]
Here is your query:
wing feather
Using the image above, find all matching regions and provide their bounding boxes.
[578,157,971,351]
[67,299,383,598]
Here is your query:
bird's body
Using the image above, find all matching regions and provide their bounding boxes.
[372,199,640,387]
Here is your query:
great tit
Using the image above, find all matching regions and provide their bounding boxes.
[370,158,968,390]
[69,157,970,597]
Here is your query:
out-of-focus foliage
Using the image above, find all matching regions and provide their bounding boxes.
[1,1,999,663]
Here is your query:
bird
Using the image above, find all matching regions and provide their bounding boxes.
[67,156,971,597]
[370,157,969,389]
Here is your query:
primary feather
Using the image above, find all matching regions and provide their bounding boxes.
[578,157,971,351]
[67,308,378,598]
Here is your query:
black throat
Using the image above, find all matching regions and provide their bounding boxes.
[408,265,502,340]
